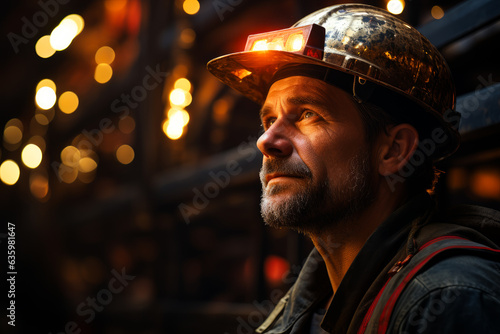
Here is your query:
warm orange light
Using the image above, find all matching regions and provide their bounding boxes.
[116,145,135,164]
[183,0,200,15]
[30,172,49,199]
[35,86,57,110]
[21,144,43,169]
[251,39,268,51]
[264,255,289,285]
[78,157,98,172]
[36,79,56,92]
[267,37,285,51]
[61,146,81,167]
[105,0,127,12]
[95,63,113,83]
[179,28,196,47]
[58,165,78,184]
[170,88,190,106]
[34,114,49,126]
[471,169,500,200]
[163,119,183,140]
[50,19,78,51]
[174,78,191,92]
[286,33,304,52]
[65,14,85,35]
[170,109,190,127]
[58,91,79,114]
[95,46,115,64]
[245,24,324,58]
[3,125,23,145]
[0,160,20,185]
[35,35,56,58]
[118,116,135,134]
[431,6,445,20]
[387,0,405,15]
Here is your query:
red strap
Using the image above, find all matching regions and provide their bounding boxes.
[357,236,500,334]
[357,279,390,333]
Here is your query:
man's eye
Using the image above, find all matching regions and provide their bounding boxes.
[262,118,276,129]
[302,110,317,119]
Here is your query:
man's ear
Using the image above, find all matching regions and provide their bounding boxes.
[377,123,419,176]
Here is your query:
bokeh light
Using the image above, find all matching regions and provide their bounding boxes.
[3,119,23,145]
[179,28,196,47]
[50,19,79,51]
[264,255,290,285]
[34,114,50,126]
[22,144,43,169]
[61,146,81,167]
[95,63,113,83]
[431,6,445,20]
[387,0,405,15]
[169,109,190,127]
[116,145,135,164]
[118,116,136,134]
[58,91,79,114]
[65,14,85,35]
[58,164,78,184]
[95,46,116,64]
[0,160,20,185]
[183,0,200,15]
[174,78,191,92]
[30,172,49,200]
[36,79,56,92]
[169,88,186,105]
[35,35,56,58]
[35,86,57,110]
[164,120,183,140]
[78,157,98,173]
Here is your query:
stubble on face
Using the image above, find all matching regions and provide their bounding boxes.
[259,146,375,236]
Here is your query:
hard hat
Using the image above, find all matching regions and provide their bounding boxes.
[207,4,460,160]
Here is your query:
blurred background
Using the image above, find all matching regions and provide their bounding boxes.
[0,0,499,333]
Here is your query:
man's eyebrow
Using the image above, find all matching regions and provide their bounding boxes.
[259,105,272,121]
[287,96,328,108]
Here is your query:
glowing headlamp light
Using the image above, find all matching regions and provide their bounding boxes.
[244,24,325,60]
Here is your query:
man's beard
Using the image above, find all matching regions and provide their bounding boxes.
[259,147,375,235]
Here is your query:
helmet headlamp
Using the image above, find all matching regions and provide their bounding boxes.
[244,24,325,60]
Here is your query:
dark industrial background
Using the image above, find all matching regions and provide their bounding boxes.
[1,0,499,333]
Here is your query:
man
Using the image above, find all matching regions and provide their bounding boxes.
[208,4,500,333]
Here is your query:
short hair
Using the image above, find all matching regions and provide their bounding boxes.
[355,100,440,194]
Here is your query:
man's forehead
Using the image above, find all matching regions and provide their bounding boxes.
[265,76,331,102]
[262,75,350,110]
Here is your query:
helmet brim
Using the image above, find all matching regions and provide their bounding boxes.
[207,50,375,105]
[207,50,460,160]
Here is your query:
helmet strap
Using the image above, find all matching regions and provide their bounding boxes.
[353,76,375,104]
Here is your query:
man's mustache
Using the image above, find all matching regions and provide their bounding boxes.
[259,157,312,185]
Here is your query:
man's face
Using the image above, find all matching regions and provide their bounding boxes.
[257,75,376,235]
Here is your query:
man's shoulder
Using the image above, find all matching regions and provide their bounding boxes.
[398,251,500,303]
[414,251,500,290]
[389,249,500,333]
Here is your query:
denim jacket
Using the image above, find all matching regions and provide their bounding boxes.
[256,193,500,333]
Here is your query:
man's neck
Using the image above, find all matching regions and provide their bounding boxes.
[310,188,407,298]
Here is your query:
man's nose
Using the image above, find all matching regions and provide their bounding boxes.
[256,119,293,158]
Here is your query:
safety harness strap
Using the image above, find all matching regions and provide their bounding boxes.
[357,236,500,334]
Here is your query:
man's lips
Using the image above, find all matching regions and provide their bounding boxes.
[265,173,303,183]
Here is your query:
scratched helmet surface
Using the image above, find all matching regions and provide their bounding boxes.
[207,3,460,158]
